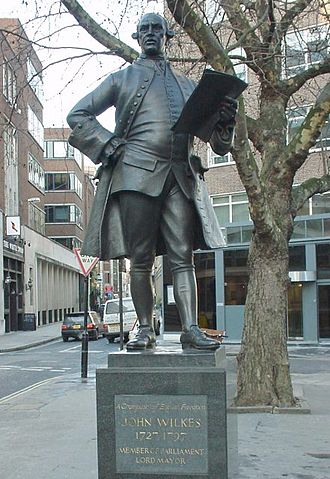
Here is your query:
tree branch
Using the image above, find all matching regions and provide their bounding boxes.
[266,0,276,44]
[221,0,279,78]
[278,0,315,40]
[279,56,330,99]
[231,100,272,234]
[246,116,264,152]
[60,0,138,63]
[283,80,330,172]
[166,0,233,71]
[220,0,262,50]
[254,0,270,43]
[292,175,330,213]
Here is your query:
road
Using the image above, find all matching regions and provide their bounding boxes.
[0,342,330,479]
[0,336,119,401]
[2,340,330,405]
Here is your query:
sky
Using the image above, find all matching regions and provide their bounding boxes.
[0,0,162,128]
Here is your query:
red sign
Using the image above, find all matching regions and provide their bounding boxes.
[74,248,99,277]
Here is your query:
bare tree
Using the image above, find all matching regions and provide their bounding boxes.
[8,0,328,406]
[166,0,330,407]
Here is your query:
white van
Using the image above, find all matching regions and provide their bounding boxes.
[103,297,137,343]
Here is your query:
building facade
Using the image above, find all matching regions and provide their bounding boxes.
[0,19,81,334]
[43,127,95,250]
[158,7,330,344]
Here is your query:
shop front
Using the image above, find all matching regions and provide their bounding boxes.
[159,241,330,344]
[3,239,24,332]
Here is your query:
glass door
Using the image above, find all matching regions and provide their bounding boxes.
[195,252,216,329]
[287,283,303,339]
[318,285,330,338]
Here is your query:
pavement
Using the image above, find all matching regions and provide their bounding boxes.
[0,322,62,353]
[0,324,330,478]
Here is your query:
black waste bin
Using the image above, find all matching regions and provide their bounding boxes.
[22,313,36,331]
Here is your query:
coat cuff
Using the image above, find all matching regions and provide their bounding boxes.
[68,116,115,164]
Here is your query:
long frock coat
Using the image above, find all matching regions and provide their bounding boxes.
[67,58,233,260]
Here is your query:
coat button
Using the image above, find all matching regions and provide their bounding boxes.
[137,93,142,97]
[144,78,149,82]
[78,123,82,129]
[133,102,138,106]
[141,85,146,89]
[130,111,134,115]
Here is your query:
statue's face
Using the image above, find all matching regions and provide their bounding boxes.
[137,14,167,56]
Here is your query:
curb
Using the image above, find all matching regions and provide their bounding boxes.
[228,398,311,414]
[0,336,61,353]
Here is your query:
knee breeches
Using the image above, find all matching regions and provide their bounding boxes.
[118,174,195,273]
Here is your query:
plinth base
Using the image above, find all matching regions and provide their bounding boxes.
[96,345,237,478]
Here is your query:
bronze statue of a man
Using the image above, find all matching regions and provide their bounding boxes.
[67,13,237,351]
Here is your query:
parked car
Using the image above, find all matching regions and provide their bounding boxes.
[61,311,104,342]
[103,297,137,343]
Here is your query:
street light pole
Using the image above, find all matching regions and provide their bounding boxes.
[81,274,89,381]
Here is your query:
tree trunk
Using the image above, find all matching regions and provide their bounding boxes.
[234,231,296,407]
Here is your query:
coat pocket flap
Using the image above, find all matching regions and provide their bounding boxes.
[123,156,157,172]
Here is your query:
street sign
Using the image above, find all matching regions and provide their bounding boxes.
[74,248,99,277]
[6,216,21,236]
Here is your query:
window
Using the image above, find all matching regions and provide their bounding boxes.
[28,106,44,147]
[3,123,17,167]
[74,149,83,169]
[44,140,82,167]
[208,149,234,167]
[284,25,329,77]
[28,153,45,192]
[45,172,82,197]
[28,202,45,235]
[45,204,83,227]
[296,192,330,217]
[50,237,83,249]
[287,106,330,151]
[54,141,74,158]
[3,122,18,215]
[44,140,75,159]
[226,225,254,244]
[287,106,308,142]
[27,58,43,103]
[316,244,330,279]
[312,193,330,215]
[212,192,250,225]
[229,47,248,82]
[289,246,306,271]
[2,58,17,105]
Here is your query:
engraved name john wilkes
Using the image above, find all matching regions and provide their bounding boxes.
[67,13,237,351]
[120,416,202,428]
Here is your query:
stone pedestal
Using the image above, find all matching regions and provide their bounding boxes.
[96,343,237,478]
[107,341,226,369]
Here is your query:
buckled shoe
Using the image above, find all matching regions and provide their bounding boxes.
[126,325,156,351]
[180,325,221,350]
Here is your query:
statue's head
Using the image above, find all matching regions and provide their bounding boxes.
[132,13,175,56]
